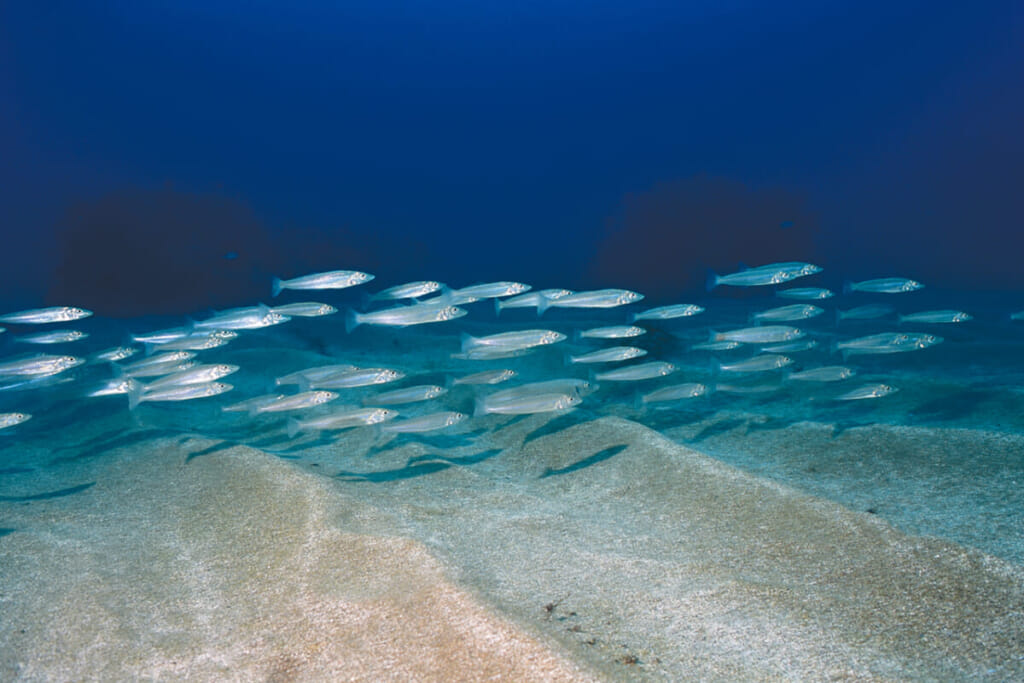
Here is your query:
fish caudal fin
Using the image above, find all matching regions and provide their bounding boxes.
[344,309,362,334]
[705,270,720,292]
[287,418,301,439]
[271,277,284,298]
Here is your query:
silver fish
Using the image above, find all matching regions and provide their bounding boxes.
[194,305,290,330]
[16,329,88,344]
[131,326,195,344]
[451,346,534,361]
[538,289,643,314]
[568,346,647,364]
[845,278,923,294]
[91,346,138,363]
[0,412,32,430]
[713,325,804,344]
[835,332,941,355]
[381,411,468,434]
[717,354,793,373]
[270,302,338,317]
[0,354,84,377]
[578,325,646,340]
[691,340,742,351]
[707,266,802,289]
[151,333,231,351]
[347,304,466,330]
[713,382,780,395]
[631,304,704,321]
[131,381,234,408]
[141,364,239,392]
[898,310,972,324]
[835,383,899,400]
[486,379,598,405]
[363,384,447,405]
[476,392,581,416]
[87,378,142,397]
[122,361,197,378]
[751,304,823,323]
[308,368,405,389]
[760,339,818,353]
[120,351,195,373]
[1012,311,1024,321]
[272,269,374,296]
[776,287,834,300]
[837,304,895,321]
[445,281,531,302]
[288,407,398,436]
[462,329,566,352]
[222,393,287,413]
[255,390,339,413]
[641,383,707,403]
[275,364,360,386]
[495,289,573,315]
[0,306,92,324]
[746,261,822,276]
[786,366,856,382]
[595,361,676,381]
[369,281,444,301]
[452,369,518,385]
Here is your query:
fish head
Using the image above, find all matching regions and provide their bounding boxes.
[955,312,972,322]
[619,291,644,304]
[443,306,466,320]
[543,331,567,344]
[508,283,531,295]
[688,305,705,316]
[693,384,708,396]
[314,391,337,403]
[450,412,468,425]
[662,363,677,374]
[803,264,823,275]
[904,280,924,291]
[216,364,240,376]
[60,356,85,369]
[318,304,338,315]
[65,307,91,320]
[426,386,446,398]
[211,330,239,340]
[501,370,518,381]
[778,356,794,366]
[354,271,375,284]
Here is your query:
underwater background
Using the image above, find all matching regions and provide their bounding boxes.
[2,2,1023,680]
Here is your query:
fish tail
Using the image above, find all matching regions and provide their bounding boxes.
[360,291,372,310]
[708,329,722,342]
[709,357,722,377]
[563,352,576,367]
[834,309,843,327]
[705,269,720,292]
[345,309,362,334]
[287,418,301,439]
[493,298,503,317]
[473,396,489,417]
[271,277,284,298]
[842,280,854,295]
[536,294,551,316]
[633,391,645,410]
[460,332,475,354]
[127,384,144,411]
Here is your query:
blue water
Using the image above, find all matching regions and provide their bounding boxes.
[2,280,1024,678]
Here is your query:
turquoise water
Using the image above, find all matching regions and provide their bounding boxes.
[2,283,1024,679]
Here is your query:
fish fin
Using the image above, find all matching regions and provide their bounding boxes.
[709,357,722,377]
[842,280,854,295]
[708,329,722,342]
[835,309,843,327]
[460,332,475,353]
[473,396,488,417]
[897,315,906,325]
[705,270,720,291]
[536,294,551,316]
[296,377,311,392]
[572,329,582,342]
[435,284,455,306]
[271,277,284,297]
[344,309,362,334]
[493,298,503,317]
[627,312,637,324]
[360,291,372,310]
[127,384,144,411]
[287,418,300,439]
[633,391,645,410]
[564,352,575,367]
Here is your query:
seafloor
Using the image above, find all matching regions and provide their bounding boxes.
[2,292,1024,680]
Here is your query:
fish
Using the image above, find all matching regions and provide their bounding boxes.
[131,326,195,344]
[222,394,287,413]
[346,304,466,331]
[139,364,239,392]
[713,382,781,395]
[0,354,84,377]
[786,366,856,382]
[0,306,92,324]
[363,384,447,405]
[691,340,742,351]
[835,383,899,400]
[568,346,647,364]
[121,361,197,378]
[452,369,518,385]
[594,361,676,382]
[1011,311,1024,321]
[759,339,818,353]
[368,281,444,301]
[194,305,290,330]
[461,329,566,352]
[837,304,895,321]
[272,269,374,296]
[486,379,598,406]
[254,390,339,413]
[494,289,573,315]
[270,302,338,317]
[641,383,707,403]
[288,407,398,436]
[577,325,646,340]
[275,364,360,386]
[91,346,139,363]
[835,333,942,356]
[776,287,834,300]
[475,392,581,416]
[631,304,704,321]
[716,354,793,373]
[712,325,804,344]
[0,412,32,430]
[443,282,531,303]
[150,333,231,352]
[451,347,534,361]
[16,330,88,344]
[537,288,644,314]
[844,278,924,294]
[750,304,823,323]
[897,310,972,324]
[120,352,196,373]
[130,382,234,408]
[87,378,142,397]
[707,262,819,289]
[306,367,405,389]
[0,327,4,334]
[381,411,468,434]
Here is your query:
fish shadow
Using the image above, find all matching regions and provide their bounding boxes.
[540,444,629,478]
[687,417,747,443]
[49,429,179,465]
[0,527,15,538]
[335,461,452,482]
[0,482,95,502]
[523,412,592,446]
[908,389,994,423]
[637,408,707,432]
[745,416,800,434]
[407,448,504,467]
[0,467,34,476]
[185,440,237,463]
